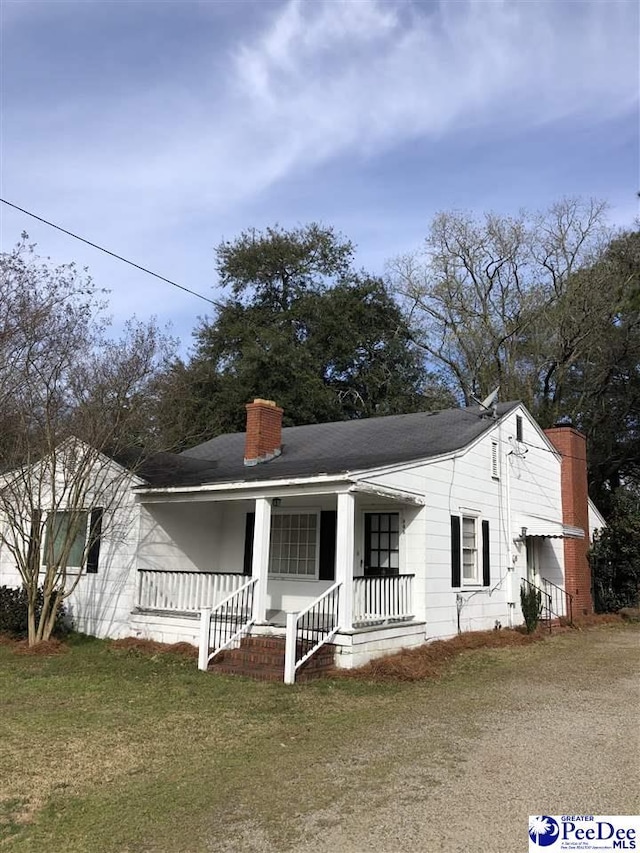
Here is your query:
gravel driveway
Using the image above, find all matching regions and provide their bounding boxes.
[219,627,639,853]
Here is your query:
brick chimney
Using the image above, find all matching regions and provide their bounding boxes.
[244,399,283,466]
[544,424,593,614]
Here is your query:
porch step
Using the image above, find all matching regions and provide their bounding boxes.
[208,636,336,682]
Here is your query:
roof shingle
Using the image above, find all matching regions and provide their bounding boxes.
[136,402,519,489]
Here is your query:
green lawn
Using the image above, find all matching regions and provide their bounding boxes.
[0,625,636,852]
[1,635,404,852]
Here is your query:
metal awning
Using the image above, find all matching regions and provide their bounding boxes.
[518,517,565,539]
[562,525,585,539]
[517,518,585,539]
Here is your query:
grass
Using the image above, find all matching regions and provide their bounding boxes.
[0,620,635,853]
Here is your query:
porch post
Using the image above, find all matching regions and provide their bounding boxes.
[336,491,355,631]
[251,497,272,624]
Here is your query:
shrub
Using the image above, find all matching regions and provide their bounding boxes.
[589,489,640,613]
[520,583,542,633]
[0,586,70,638]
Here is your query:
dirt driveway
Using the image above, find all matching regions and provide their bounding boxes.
[220,627,640,853]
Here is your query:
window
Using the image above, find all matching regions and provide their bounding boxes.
[451,514,491,588]
[269,512,319,577]
[364,512,400,576]
[44,511,88,569]
[462,516,478,583]
[516,415,523,442]
[42,508,103,573]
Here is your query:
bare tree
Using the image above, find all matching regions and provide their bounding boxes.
[0,236,174,644]
[388,198,610,408]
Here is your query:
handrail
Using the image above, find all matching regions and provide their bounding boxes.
[540,577,574,624]
[198,577,257,671]
[138,569,248,577]
[521,578,553,632]
[357,573,415,578]
[284,582,341,684]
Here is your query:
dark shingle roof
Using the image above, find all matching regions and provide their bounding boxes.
[135,402,519,489]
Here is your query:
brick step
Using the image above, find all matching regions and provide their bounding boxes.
[240,636,287,651]
[210,661,332,683]
[215,647,334,669]
[208,640,336,682]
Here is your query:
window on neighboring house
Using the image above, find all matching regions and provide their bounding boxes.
[42,509,103,573]
[268,512,319,577]
[516,415,523,442]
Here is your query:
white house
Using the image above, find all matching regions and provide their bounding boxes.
[0,398,594,681]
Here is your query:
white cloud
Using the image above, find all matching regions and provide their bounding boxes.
[8,0,636,217]
[229,0,637,170]
[1,0,636,340]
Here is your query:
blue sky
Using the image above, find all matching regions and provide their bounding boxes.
[1,0,638,352]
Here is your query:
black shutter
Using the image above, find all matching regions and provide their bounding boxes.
[86,508,103,574]
[482,519,490,586]
[27,509,42,573]
[243,512,255,575]
[451,515,461,588]
[318,511,337,581]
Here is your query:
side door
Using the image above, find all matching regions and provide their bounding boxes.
[363,512,400,577]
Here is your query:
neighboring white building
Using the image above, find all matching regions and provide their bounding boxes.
[0,399,594,679]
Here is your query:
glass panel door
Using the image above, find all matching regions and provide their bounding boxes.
[364,512,400,576]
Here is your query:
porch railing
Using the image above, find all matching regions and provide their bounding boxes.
[198,577,257,671]
[137,570,246,613]
[541,577,574,624]
[353,574,414,626]
[284,582,341,684]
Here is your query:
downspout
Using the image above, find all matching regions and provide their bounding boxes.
[505,438,515,628]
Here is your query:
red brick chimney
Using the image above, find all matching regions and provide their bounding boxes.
[244,399,283,466]
[544,425,593,614]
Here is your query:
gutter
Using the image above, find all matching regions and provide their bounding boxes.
[133,472,353,497]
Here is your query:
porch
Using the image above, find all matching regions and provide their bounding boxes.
[132,486,425,677]
[135,566,416,629]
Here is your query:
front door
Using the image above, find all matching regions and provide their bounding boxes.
[364,512,400,576]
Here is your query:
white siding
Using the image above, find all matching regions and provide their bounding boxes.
[136,503,224,572]
[0,454,141,640]
[359,406,566,638]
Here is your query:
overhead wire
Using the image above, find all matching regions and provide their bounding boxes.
[520,437,593,463]
[0,197,222,309]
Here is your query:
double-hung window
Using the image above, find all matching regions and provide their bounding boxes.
[451,512,490,588]
[44,511,88,570]
[461,516,478,584]
[42,508,103,574]
[269,511,319,578]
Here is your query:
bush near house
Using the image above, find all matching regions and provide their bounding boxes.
[0,586,70,638]
[520,584,543,633]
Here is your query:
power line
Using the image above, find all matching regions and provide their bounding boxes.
[520,438,592,464]
[0,197,221,309]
